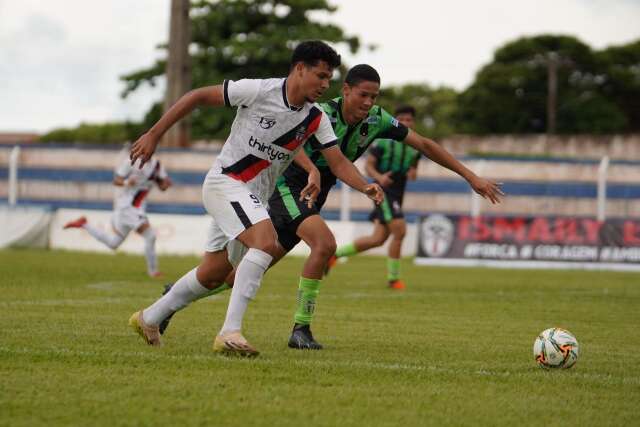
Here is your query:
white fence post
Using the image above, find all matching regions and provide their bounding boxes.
[597,156,609,221]
[340,181,351,221]
[470,160,486,218]
[8,146,21,206]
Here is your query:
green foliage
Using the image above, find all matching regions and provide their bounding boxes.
[378,84,459,138]
[39,122,141,144]
[121,0,361,140]
[1,248,639,426]
[457,35,635,134]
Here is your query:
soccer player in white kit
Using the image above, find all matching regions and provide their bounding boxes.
[63,154,171,277]
[128,40,383,356]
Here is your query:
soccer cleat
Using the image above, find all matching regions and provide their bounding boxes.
[148,271,164,278]
[323,254,338,277]
[388,280,406,290]
[288,323,323,350]
[213,331,259,357]
[63,216,87,229]
[128,310,162,347]
[158,283,175,335]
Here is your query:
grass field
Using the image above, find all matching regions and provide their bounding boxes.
[1,248,639,426]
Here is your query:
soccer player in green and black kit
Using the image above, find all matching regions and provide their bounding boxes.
[330,105,420,290]
[159,64,503,350]
[268,65,502,349]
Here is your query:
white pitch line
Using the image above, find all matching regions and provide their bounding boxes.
[1,346,638,385]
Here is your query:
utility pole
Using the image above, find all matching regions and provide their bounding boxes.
[163,0,191,147]
[546,52,558,135]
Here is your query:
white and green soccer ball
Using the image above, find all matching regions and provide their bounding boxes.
[533,328,579,369]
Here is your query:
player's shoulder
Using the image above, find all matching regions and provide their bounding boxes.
[254,77,286,93]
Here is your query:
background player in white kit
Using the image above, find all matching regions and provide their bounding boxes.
[63,153,171,277]
[127,40,383,356]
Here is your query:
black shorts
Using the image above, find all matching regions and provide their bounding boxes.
[268,179,331,252]
[369,193,404,224]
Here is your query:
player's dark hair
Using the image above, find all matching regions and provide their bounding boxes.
[395,105,416,117]
[344,64,380,87]
[291,40,341,69]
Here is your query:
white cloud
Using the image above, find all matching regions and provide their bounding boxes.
[0,0,638,132]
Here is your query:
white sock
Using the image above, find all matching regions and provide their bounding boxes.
[143,268,210,326]
[141,227,158,274]
[84,223,124,249]
[220,248,272,335]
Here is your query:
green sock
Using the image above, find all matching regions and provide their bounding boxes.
[294,277,321,325]
[335,242,358,258]
[387,258,400,282]
[203,282,231,298]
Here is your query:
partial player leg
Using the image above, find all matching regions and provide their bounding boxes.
[136,223,160,277]
[214,219,278,357]
[287,215,336,350]
[64,216,126,249]
[329,221,389,275]
[386,218,407,290]
[130,249,234,346]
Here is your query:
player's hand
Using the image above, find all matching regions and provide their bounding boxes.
[300,169,321,208]
[130,132,159,169]
[469,176,505,204]
[126,177,138,187]
[363,183,384,205]
[378,171,394,188]
[407,167,418,181]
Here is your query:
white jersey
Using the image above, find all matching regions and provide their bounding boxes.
[211,77,337,202]
[113,157,168,211]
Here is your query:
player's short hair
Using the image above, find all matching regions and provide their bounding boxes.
[291,40,341,69]
[395,105,416,117]
[344,64,380,87]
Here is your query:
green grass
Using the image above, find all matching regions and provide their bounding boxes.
[1,248,639,426]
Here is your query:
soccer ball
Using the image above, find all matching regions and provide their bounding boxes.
[533,328,579,369]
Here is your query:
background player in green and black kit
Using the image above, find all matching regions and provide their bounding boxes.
[269,65,503,349]
[330,105,420,290]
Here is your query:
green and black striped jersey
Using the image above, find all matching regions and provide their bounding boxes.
[281,97,409,191]
[369,138,420,198]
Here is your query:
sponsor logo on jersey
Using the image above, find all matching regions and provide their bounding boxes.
[390,118,400,127]
[248,136,291,162]
[366,116,379,125]
[258,116,277,129]
[420,214,455,257]
[295,125,307,141]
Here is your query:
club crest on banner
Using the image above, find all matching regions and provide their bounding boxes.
[420,214,455,257]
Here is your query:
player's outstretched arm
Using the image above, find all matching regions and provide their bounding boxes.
[321,146,384,204]
[130,86,225,168]
[293,150,321,208]
[404,130,504,204]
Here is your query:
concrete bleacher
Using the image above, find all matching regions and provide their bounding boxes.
[2,141,640,220]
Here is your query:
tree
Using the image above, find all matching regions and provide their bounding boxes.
[456,35,628,135]
[596,40,640,132]
[120,0,361,141]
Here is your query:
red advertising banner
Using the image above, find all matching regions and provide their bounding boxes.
[415,214,640,270]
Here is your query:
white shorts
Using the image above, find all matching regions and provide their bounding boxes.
[202,172,271,259]
[111,206,148,236]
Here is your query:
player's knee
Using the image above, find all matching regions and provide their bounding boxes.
[142,228,156,246]
[311,236,336,260]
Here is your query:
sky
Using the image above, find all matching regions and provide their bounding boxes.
[1,0,639,133]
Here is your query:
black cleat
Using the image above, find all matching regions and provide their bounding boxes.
[288,324,323,350]
[158,283,176,335]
